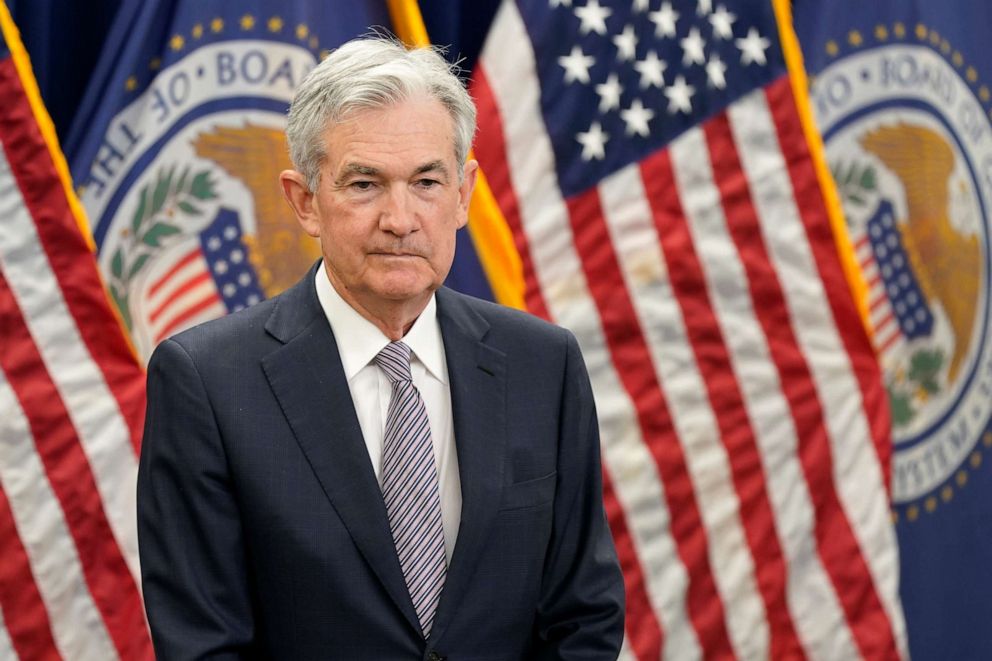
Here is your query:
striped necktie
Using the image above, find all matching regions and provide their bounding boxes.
[374,341,446,637]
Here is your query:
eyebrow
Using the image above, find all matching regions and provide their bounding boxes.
[414,160,449,180]
[334,163,378,186]
[333,160,451,187]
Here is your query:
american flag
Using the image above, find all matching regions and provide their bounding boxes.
[854,200,934,359]
[139,209,265,349]
[470,0,908,658]
[0,3,151,657]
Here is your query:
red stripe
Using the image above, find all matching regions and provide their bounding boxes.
[0,267,152,660]
[654,116,806,659]
[766,76,899,659]
[148,248,200,298]
[874,311,895,334]
[0,478,60,660]
[854,235,870,251]
[866,273,882,291]
[869,292,887,314]
[566,188,734,659]
[148,269,212,324]
[470,65,552,321]
[768,77,893,486]
[0,58,145,455]
[878,330,901,356]
[154,291,223,344]
[601,468,662,660]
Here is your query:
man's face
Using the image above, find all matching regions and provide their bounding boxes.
[288,96,477,316]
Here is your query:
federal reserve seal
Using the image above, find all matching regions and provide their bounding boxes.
[78,17,326,360]
[811,30,992,517]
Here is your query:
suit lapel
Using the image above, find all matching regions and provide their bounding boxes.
[260,267,421,635]
[430,289,507,643]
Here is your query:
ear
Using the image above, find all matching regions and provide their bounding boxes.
[280,170,320,237]
[456,159,479,230]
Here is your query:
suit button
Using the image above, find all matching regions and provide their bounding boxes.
[427,652,444,661]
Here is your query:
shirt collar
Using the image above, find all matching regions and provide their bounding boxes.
[314,262,447,384]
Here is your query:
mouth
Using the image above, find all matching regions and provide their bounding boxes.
[370,251,422,259]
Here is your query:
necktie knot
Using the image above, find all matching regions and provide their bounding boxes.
[375,341,413,384]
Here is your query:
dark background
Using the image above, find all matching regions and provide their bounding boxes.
[8,0,503,144]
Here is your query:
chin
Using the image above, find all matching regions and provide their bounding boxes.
[369,278,436,302]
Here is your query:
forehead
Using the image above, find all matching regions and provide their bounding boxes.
[321,96,457,169]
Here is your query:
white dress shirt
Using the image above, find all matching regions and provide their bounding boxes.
[314,264,461,563]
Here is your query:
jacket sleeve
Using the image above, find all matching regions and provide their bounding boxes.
[137,338,256,660]
[532,330,626,659]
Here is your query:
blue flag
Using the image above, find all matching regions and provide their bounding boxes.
[795,1,992,658]
[65,0,391,361]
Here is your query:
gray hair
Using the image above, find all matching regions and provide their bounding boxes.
[286,37,477,192]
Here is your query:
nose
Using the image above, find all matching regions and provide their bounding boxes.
[378,186,419,237]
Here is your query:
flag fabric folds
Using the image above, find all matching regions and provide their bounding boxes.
[2,1,393,658]
[471,0,907,658]
[795,1,992,658]
[0,2,150,658]
[65,0,391,363]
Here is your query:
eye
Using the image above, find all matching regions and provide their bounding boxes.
[350,180,376,191]
[415,178,441,189]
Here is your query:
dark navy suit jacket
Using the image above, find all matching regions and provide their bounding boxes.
[137,263,624,659]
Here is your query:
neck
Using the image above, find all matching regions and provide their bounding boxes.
[354,298,427,341]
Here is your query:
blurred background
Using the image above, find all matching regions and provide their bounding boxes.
[3,1,991,658]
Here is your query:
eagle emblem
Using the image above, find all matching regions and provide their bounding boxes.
[193,123,322,297]
[860,123,980,386]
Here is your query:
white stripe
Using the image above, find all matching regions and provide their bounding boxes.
[665,130,771,659]
[149,280,224,340]
[680,112,857,659]
[143,247,207,310]
[729,89,908,657]
[481,3,700,657]
[601,163,756,659]
[0,372,118,660]
[0,604,16,661]
[617,635,635,661]
[0,147,141,586]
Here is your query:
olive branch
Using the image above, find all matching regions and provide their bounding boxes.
[887,348,945,428]
[107,165,218,330]
[831,160,878,212]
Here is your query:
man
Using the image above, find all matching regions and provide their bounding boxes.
[138,37,624,659]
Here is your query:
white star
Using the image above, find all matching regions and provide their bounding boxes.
[736,27,770,65]
[697,0,712,15]
[613,24,638,62]
[550,0,571,7]
[574,0,612,36]
[633,0,650,12]
[680,26,706,65]
[665,75,695,113]
[649,2,679,38]
[705,53,727,88]
[620,98,655,137]
[595,73,624,112]
[576,122,609,160]
[634,50,667,88]
[558,45,596,84]
[709,5,736,40]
